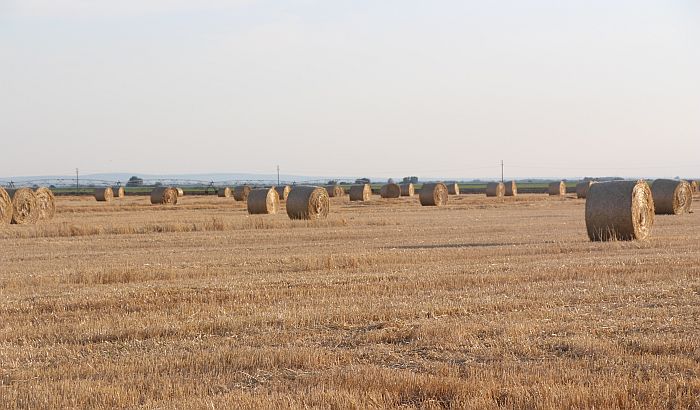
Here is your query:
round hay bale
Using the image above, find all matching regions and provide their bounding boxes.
[150,187,178,205]
[576,181,595,199]
[585,180,654,241]
[286,186,329,220]
[399,183,415,197]
[233,185,252,202]
[112,186,125,198]
[218,187,232,198]
[176,188,184,197]
[419,183,448,206]
[651,179,692,215]
[247,188,280,215]
[95,187,113,202]
[0,187,13,225]
[349,184,372,202]
[691,180,698,192]
[325,185,345,198]
[447,183,460,195]
[35,187,56,221]
[380,183,401,198]
[548,181,566,196]
[504,181,517,197]
[486,182,505,197]
[7,188,39,225]
[275,185,291,201]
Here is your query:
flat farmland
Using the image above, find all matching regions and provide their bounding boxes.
[1,193,699,409]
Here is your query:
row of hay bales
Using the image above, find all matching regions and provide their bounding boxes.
[0,187,56,225]
[243,186,329,220]
[95,186,181,205]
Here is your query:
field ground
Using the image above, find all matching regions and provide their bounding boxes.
[1,193,699,409]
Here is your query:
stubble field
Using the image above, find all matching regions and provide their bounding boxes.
[1,192,699,409]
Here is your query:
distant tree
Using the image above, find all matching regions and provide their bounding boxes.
[126,176,143,187]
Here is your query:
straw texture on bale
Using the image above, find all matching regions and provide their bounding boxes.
[576,181,594,199]
[485,182,505,197]
[349,184,372,202]
[176,188,184,197]
[380,183,401,198]
[150,187,178,205]
[218,187,232,198]
[0,187,12,225]
[548,181,566,196]
[286,186,329,220]
[419,183,448,206]
[34,187,56,221]
[504,181,517,196]
[7,188,39,225]
[691,180,698,192]
[247,188,280,215]
[447,183,460,195]
[651,179,692,215]
[275,185,291,201]
[399,183,415,197]
[585,180,654,241]
[112,186,125,198]
[325,185,345,198]
[233,185,252,201]
[94,187,113,202]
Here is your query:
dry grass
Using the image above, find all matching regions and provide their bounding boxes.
[1,193,699,409]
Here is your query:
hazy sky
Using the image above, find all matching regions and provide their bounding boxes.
[1,0,699,179]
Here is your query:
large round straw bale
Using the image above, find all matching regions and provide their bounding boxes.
[112,186,125,198]
[176,188,184,197]
[7,188,39,225]
[0,187,13,225]
[35,187,56,221]
[548,181,566,196]
[380,183,401,198]
[150,187,178,205]
[286,186,329,220]
[486,182,505,197]
[576,181,595,199]
[218,187,232,198]
[651,179,692,215]
[504,181,517,196]
[275,185,291,201]
[233,185,251,201]
[419,183,448,206]
[400,183,415,197]
[585,180,654,241]
[349,184,372,202]
[247,188,280,215]
[446,183,460,195]
[95,187,113,202]
[325,185,345,198]
[691,180,698,192]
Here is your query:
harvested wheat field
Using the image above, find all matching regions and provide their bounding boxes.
[1,193,699,409]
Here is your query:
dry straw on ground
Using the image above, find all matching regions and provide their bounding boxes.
[504,181,517,196]
[94,187,113,202]
[399,183,415,197]
[286,186,330,220]
[651,179,692,215]
[485,182,505,197]
[419,183,448,206]
[150,187,178,205]
[34,187,56,221]
[7,188,40,225]
[349,184,372,202]
[576,181,595,199]
[247,188,280,215]
[233,185,252,202]
[585,180,654,241]
[218,187,232,198]
[275,185,292,201]
[0,187,12,224]
[446,183,460,195]
[325,185,345,198]
[112,186,125,198]
[380,183,401,199]
[548,181,566,196]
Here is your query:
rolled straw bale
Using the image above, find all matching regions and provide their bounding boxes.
[504,181,518,197]
[419,183,448,206]
[400,183,415,197]
[233,185,252,201]
[446,183,460,195]
[34,187,56,221]
[349,184,372,202]
[7,188,39,225]
[576,181,595,199]
[150,187,178,205]
[690,180,698,193]
[585,180,654,241]
[218,187,232,198]
[275,185,291,201]
[325,185,345,198]
[247,188,280,215]
[286,186,329,220]
[95,187,113,202]
[651,179,692,215]
[176,188,184,197]
[380,183,401,198]
[548,181,566,196]
[0,187,12,225]
[112,186,125,198]
[486,182,505,197]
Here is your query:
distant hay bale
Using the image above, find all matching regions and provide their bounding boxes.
[0,187,13,225]
[233,185,252,201]
[7,188,39,225]
[275,185,292,201]
[150,187,178,205]
[34,187,56,221]
[446,183,460,195]
[380,183,401,198]
[349,184,372,202]
[112,186,125,198]
[218,187,232,198]
[399,183,415,197]
[176,188,184,197]
[548,181,566,196]
[585,180,654,241]
[576,181,595,199]
[504,181,517,196]
[690,180,698,193]
[286,186,329,220]
[485,182,505,197]
[94,187,114,202]
[247,188,280,215]
[419,183,448,206]
[651,179,692,215]
[325,185,345,198]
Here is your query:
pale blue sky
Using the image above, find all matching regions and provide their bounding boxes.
[1,0,698,179]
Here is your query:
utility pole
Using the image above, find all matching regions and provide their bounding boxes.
[277,165,280,186]
[501,160,504,183]
[76,168,79,195]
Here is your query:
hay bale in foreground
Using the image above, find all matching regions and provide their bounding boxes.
[247,188,280,215]
[286,186,329,220]
[447,183,460,195]
[504,181,518,196]
[349,184,372,202]
[548,181,566,196]
[380,183,401,198]
[176,188,184,197]
[585,180,654,241]
[651,179,692,215]
[95,187,114,202]
[218,187,232,198]
[7,188,39,225]
[485,182,505,197]
[150,187,178,205]
[576,181,595,199]
[325,185,345,198]
[35,187,56,221]
[0,187,13,225]
[233,185,252,202]
[112,186,125,198]
[400,183,415,197]
[275,185,291,201]
[419,183,448,206]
